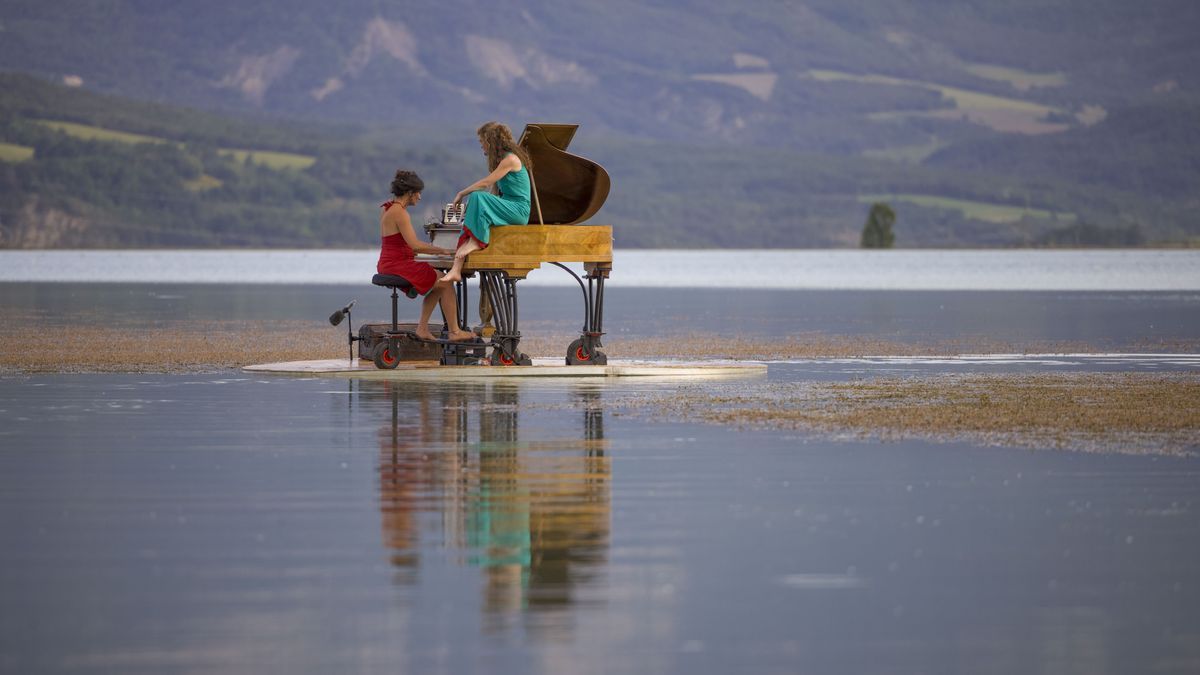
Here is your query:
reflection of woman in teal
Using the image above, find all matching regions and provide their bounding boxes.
[441,121,532,283]
[468,446,532,607]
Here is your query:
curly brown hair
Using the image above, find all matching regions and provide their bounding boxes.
[390,169,424,198]
[477,121,532,173]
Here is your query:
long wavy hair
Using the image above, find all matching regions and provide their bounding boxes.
[477,121,532,173]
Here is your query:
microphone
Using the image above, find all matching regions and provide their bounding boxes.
[329,300,356,326]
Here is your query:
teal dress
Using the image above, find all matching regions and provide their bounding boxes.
[463,155,531,245]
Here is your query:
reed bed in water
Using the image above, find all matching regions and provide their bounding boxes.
[637,373,1200,455]
[4,318,1196,454]
[0,317,1196,373]
[0,320,343,373]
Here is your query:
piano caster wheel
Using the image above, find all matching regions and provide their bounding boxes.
[566,338,607,365]
[490,351,531,366]
[373,341,401,369]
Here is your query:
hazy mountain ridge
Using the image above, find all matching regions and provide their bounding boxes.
[5,0,1197,148]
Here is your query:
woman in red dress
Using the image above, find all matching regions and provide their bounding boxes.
[378,170,474,342]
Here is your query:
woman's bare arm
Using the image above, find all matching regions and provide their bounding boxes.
[453,154,522,204]
[387,209,453,255]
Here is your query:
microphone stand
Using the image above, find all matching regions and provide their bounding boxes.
[329,301,357,364]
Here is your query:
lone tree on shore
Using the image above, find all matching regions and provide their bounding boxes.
[860,202,896,248]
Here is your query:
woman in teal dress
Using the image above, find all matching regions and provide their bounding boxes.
[441,121,532,283]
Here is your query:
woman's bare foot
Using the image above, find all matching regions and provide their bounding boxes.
[448,329,476,342]
[414,327,437,341]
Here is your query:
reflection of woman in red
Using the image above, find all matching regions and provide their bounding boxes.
[378,386,465,572]
[372,381,613,622]
[377,170,474,342]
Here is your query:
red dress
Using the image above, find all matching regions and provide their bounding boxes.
[377,201,438,295]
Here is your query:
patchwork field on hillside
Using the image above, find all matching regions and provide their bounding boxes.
[0,141,34,162]
[34,120,316,169]
[857,193,1074,224]
[808,69,1075,135]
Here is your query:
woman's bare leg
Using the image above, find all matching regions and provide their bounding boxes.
[441,238,481,283]
[415,282,473,342]
[437,283,475,341]
[415,291,441,341]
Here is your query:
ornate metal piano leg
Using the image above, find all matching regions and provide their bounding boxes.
[552,262,609,365]
[580,265,608,365]
[479,271,531,366]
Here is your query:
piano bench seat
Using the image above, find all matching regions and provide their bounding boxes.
[372,273,420,299]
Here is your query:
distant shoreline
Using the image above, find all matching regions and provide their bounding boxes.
[2,249,1198,290]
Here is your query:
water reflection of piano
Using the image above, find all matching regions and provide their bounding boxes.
[370,380,610,625]
[424,123,612,366]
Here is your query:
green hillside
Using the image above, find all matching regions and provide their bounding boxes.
[1,73,1197,248]
[0,74,474,247]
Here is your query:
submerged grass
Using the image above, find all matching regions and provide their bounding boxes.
[2,316,1198,373]
[2,319,1196,454]
[635,373,1200,456]
[4,318,1182,373]
[0,320,344,373]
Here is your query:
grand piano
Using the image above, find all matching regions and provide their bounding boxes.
[419,123,613,366]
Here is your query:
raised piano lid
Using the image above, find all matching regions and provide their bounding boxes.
[518,123,611,226]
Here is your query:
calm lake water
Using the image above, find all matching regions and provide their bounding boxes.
[2,248,1199,290]
[2,372,1198,674]
[1,250,1199,673]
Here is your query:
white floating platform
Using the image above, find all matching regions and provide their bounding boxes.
[244,358,766,380]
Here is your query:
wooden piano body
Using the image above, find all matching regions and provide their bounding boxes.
[461,224,612,280]
[423,123,613,365]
